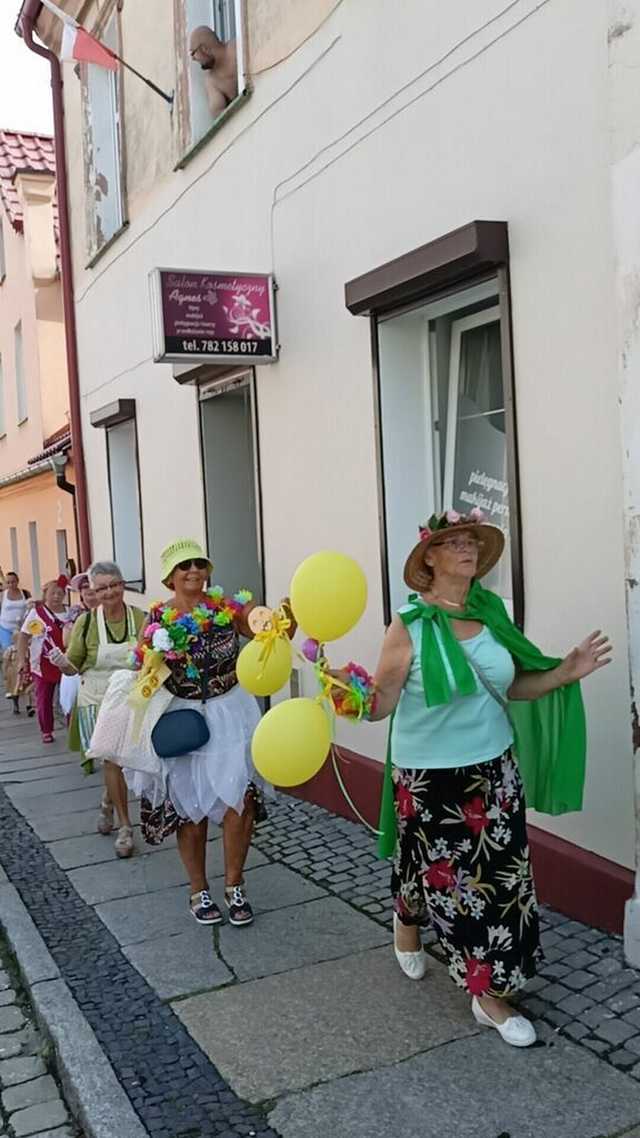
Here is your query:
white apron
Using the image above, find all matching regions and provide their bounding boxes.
[77,606,138,752]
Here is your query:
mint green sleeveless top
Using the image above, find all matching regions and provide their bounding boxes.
[391,607,515,769]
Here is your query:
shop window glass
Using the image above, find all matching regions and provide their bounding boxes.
[377,278,513,615]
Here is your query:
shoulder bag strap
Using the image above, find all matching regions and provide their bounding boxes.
[465,651,509,712]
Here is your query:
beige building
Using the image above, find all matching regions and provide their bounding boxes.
[20,0,640,937]
[0,128,76,595]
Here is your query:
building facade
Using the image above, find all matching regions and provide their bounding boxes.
[0,129,76,595]
[24,0,640,931]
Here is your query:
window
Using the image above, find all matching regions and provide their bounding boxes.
[82,10,125,260]
[177,0,246,157]
[0,218,6,283]
[15,322,27,424]
[28,522,41,598]
[0,354,5,437]
[9,528,18,574]
[346,222,522,625]
[104,414,144,590]
[56,530,68,575]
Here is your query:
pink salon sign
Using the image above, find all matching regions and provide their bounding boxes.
[149,269,277,364]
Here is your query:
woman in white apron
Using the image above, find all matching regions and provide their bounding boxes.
[50,561,145,858]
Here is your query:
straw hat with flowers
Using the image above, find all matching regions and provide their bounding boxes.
[403,508,504,592]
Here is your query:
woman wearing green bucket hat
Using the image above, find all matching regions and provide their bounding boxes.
[352,508,611,1048]
[122,538,293,927]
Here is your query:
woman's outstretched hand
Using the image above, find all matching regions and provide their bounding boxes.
[559,631,612,684]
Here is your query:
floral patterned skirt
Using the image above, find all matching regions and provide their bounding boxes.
[391,750,542,998]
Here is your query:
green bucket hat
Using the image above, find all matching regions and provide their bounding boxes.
[160,538,213,586]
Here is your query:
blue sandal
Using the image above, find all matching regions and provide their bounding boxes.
[224,883,254,927]
[190,889,222,925]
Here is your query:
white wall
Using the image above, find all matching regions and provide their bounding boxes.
[67,0,632,866]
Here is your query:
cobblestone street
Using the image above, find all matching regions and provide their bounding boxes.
[2,699,640,1137]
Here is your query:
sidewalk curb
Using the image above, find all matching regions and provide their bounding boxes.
[0,875,149,1138]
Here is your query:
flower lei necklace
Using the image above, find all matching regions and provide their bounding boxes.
[131,587,252,681]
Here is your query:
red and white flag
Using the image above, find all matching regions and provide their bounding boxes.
[39,0,118,72]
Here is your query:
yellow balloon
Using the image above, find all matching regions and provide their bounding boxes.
[252,698,331,786]
[236,636,292,697]
[290,551,367,642]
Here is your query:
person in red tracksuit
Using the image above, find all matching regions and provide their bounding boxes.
[16,579,68,744]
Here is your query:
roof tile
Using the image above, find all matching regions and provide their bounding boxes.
[0,129,57,236]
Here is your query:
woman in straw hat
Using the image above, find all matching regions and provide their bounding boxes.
[123,539,293,928]
[365,508,610,1048]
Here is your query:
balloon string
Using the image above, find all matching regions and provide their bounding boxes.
[330,744,382,836]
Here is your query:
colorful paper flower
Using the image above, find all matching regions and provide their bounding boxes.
[152,629,172,653]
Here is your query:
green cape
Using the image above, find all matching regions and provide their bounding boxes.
[377,582,586,858]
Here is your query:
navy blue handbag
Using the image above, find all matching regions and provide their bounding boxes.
[151,656,210,759]
[151,709,210,759]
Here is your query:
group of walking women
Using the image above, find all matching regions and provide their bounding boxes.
[9,511,610,1048]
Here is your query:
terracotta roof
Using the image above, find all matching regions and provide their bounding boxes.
[0,129,57,235]
[28,427,71,466]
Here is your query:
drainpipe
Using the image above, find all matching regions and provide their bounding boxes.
[607,2,640,966]
[16,0,92,569]
[49,451,80,558]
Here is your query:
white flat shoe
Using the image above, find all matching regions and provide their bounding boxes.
[393,914,427,981]
[471,996,536,1047]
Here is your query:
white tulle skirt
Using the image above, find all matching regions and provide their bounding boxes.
[124,684,267,824]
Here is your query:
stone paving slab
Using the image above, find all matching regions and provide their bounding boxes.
[0,742,69,761]
[217,896,391,983]
[28,803,141,843]
[0,760,79,780]
[95,861,326,944]
[10,1099,68,1137]
[0,1054,46,1086]
[125,924,234,1000]
[68,840,268,906]
[2,1073,58,1113]
[51,823,222,872]
[269,1029,640,1138]
[4,772,102,799]
[14,785,134,819]
[175,945,477,1102]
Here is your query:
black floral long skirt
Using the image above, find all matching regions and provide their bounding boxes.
[391,750,542,998]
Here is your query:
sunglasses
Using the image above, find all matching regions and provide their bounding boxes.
[176,558,209,571]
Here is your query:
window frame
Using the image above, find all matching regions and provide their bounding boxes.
[14,320,27,426]
[28,521,41,598]
[91,399,145,593]
[81,3,128,266]
[0,217,6,285]
[346,221,523,628]
[9,527,18,575]
[173,0,249,170]
[0,352,5,439]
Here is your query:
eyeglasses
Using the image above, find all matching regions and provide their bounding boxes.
[434,538,479,553]
[176,559,209,571]
[94,581,124,595]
